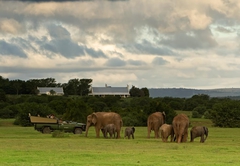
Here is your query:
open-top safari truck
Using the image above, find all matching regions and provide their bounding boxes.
[29,115,86,134]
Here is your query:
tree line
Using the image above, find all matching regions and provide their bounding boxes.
[0,92,240,128]
[0,76,149,97]
[1,76,240,128]
[0,76,92,96]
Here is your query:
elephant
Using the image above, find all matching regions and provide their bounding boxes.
[147,111,166,138]
[124,127,135,139]
[190,126,208,143]
[159,124,174,142]
[102,124,116,138]
[85,112,123,138]
[172,114,189,143]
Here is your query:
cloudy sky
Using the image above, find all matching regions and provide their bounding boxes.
[0,0,240,89]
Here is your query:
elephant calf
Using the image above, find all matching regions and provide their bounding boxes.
[124,127,135,139]
[102,124,117,139]
[159,124,174,142]
[190,126,208,143]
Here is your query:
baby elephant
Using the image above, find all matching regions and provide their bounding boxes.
[159,124,174,142]
[124,127,135,139]
[190,126,208,143]
[103,124,116,138]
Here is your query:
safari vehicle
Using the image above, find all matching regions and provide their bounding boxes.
[29,116,86,134]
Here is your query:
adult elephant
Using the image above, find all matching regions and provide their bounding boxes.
[172,114,189,143]
[147,112,166,138]
[85,112,123,138]
[190,126,208,143]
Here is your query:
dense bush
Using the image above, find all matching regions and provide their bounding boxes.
[1,94,240,128]
[192,111,202,118]
[211,100,240,127]
[15,102,55,126]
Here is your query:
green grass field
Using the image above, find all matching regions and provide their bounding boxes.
[0,119,240,166]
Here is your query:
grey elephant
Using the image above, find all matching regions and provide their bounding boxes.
[124,127,135,139]
[190,126,208,143]
[102,124,117,138]
[159,124,174,142]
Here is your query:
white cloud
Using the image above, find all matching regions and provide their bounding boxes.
[1,0,240,89]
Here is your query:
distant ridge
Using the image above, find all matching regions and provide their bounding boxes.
[149,88,240,98]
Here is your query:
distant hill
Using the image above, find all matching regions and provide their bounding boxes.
[149,88,240,98]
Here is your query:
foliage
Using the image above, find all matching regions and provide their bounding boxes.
[0,105,20,118]
[141,87,149,97]
[192,105,207,118]
[129,86,145,97]
[211,100,240,127]
[62,99,91,122]
[203,110,211,119]
[192,111,202,118]
[183,94,210,111]
[0,89,7,102]
[15,102,55,126]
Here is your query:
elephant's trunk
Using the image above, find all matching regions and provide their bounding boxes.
[85,124,90,137]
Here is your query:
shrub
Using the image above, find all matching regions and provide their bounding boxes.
[52,130,67,138]
[192,111,202,118]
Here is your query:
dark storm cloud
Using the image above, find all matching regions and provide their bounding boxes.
[0,40,27,57]
[123,40,173,55]
[39,24,107,58]
[40,38,84,58]
[105,57,126,67]
[160,29,218,49]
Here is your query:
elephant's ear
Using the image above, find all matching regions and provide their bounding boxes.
[92,113,98,125]
[162,111,166,123]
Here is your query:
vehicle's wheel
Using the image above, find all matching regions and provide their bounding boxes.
[74,128,82,134]
[42,127,51,134]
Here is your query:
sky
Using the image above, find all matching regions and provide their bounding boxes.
[0,0,240,89]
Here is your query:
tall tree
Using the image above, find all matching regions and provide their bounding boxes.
[10,79,23,95]
[64,78,81,95]
[79,79,92,96]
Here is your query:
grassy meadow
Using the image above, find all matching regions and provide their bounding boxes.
[0,118,240,166]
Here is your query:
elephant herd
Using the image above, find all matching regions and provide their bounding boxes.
[85,111,208,143]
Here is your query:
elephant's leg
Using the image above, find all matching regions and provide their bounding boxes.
[201,135,205,143]
[191,137,194,142]
[116,129,120,139]
[154,127,159,138]
[132,133,134,139]
[110,132,113,138]
[95,127,100,138]
[147,126,151,138]
[182,134,187,142]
